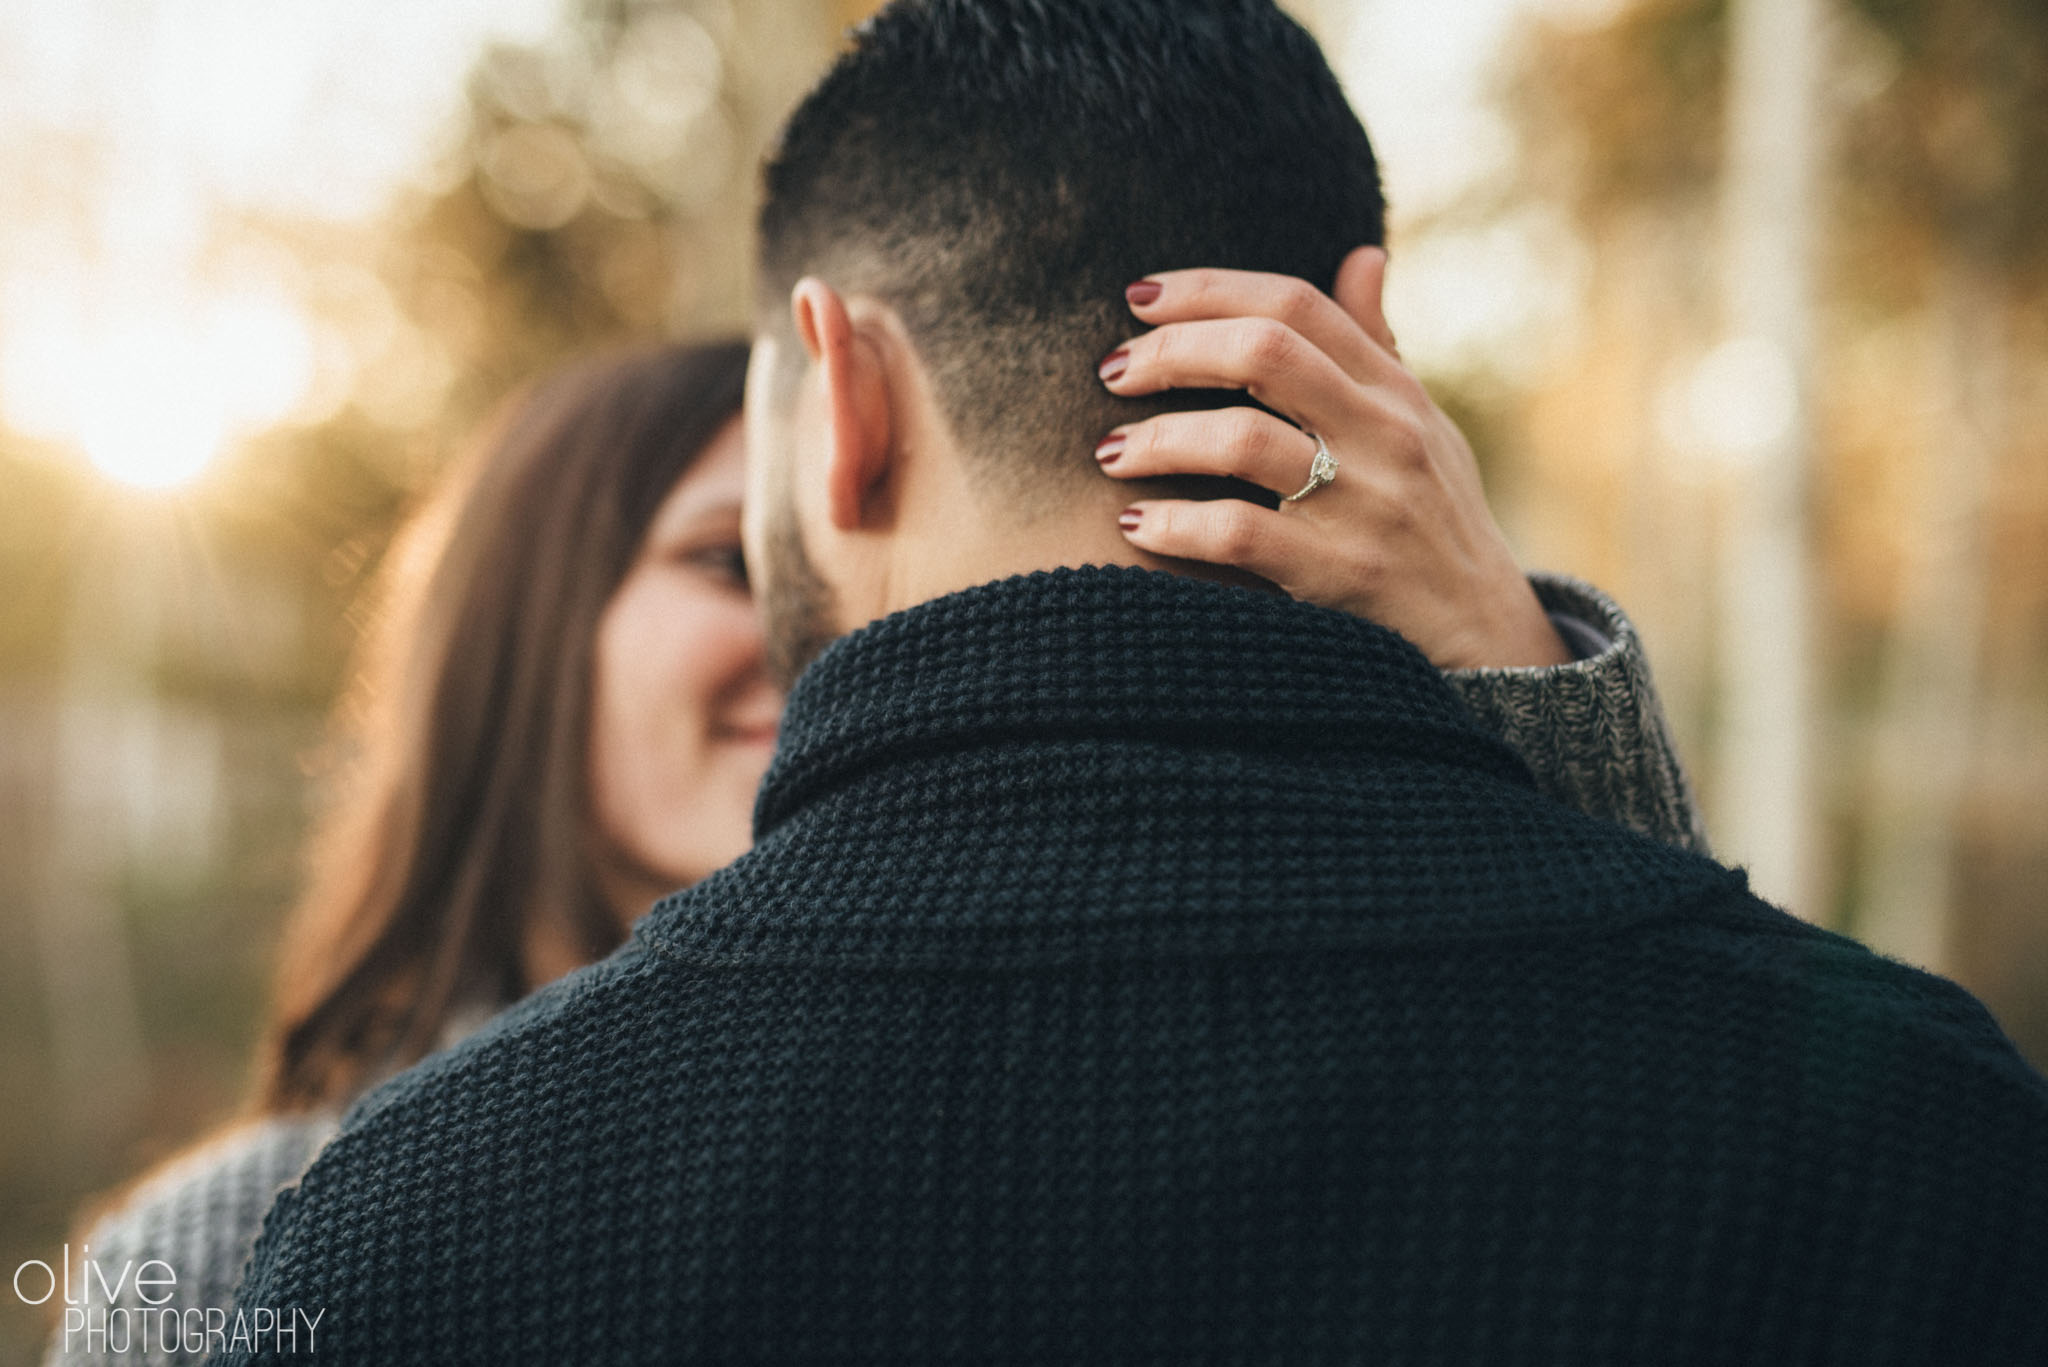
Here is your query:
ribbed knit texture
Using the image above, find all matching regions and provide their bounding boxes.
[65,573,1692,1367]
[1449,573,1710,854]
[218,566,2048,1365]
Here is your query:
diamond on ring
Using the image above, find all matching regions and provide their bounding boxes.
[1282,431,1338,503]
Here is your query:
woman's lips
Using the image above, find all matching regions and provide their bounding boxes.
[716,724,779,746]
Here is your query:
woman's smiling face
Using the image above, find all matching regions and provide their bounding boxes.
[585,418,782,920]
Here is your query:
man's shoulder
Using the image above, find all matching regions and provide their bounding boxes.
[335,933,676,1142]
[263,935,688,1235]
[213,937,689,1362]
[1640,891,2048,1114]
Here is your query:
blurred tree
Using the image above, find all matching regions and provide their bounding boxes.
[1502,0,2048,1062]
[367,0,829,448]
[2,12,838,1361]
[195,0,835,721]
[1514,0,2048,279]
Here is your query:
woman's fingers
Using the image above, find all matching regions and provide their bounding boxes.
[1116,497,1337,593]
[1096,256,1572,672]
[1098,316,1363,435]
[1122,265,1379,379]
[1094,408,1331,497]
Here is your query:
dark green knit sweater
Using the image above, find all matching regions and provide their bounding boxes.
[219,567,2048,1365]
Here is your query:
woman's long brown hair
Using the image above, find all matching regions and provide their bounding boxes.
[253,339,750,1113]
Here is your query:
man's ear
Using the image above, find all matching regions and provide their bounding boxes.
[790,277,893,532]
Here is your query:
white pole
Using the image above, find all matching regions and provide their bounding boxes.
[1712,0,1825,916]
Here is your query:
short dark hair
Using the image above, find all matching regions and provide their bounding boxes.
[756,0,1385,505]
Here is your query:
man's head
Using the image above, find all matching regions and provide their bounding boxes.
[746,0,1384,684]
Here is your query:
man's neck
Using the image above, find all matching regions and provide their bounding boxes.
[872,491,1278,627]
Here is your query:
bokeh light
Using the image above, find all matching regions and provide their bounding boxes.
[0,0,569,486]
[2,283,316,490]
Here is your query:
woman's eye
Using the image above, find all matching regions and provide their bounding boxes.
[682,544,749,588]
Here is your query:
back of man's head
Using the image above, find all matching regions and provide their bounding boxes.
[756,0,1385,504]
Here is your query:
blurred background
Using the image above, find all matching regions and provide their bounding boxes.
[1,0,2042,1357]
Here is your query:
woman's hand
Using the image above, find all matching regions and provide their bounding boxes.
[1095,247,1570,671]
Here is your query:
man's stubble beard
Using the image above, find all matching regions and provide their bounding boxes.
[760,479,841,691]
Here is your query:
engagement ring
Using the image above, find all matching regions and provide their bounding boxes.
[1283,432,1338,503]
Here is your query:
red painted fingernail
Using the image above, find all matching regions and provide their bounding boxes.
[1125,279,1162,307]
[1094,433,1126,464]
[1118,507,1142,532]
[1098,348,1129,383]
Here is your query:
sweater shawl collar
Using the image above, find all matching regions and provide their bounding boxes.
[752,564,1531,837]
[638,566,1747,968]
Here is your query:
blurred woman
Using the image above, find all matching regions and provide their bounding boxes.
[50,340,762,1366]
[267,342,766,1112]
[49,317,1702,1363]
